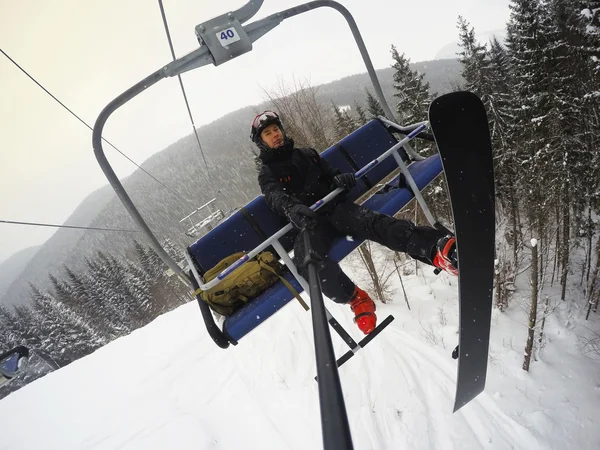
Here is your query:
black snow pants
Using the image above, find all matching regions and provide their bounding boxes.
[292,201,446,304]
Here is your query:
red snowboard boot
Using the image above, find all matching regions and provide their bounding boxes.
[433,235,459,276]
[349,287,377,335]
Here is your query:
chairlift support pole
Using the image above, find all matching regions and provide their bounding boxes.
[301,231,354,450]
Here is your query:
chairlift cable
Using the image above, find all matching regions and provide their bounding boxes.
[156,0,213,179]
[0,219,177,236]
[0,47,194,209]
[0,219,139,233]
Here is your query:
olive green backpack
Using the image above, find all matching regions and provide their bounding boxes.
[197,251,308,316]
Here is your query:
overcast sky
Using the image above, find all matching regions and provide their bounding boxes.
[0,0,511,262]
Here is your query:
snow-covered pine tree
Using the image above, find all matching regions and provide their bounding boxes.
[6,305,43,352]
[134,239,153,276]
[456,18,514,171]
[487,38,513,146]
[496,0,600,309]
[83,257,132,337]
[64,265,118,339]
[457,16,491,100]
[48,273,73,306]
[143,243,187,309]
[124,260,163,320]
[354,101,369,126]
[28,284,100,366]
[162,238,185,263]
[0,323,9,350]
[487,37,524,269]
[570,1,600,281]
[0,306,53,399]
[365,88,386,119]
[390,46,435,157]
[390,45,434,126]
[29,286,65,360]
[102,253,151,329]
[111,253,174,326]
[539,0,593,299]
[331,101,357,141]
[92,252,140,331]
[48,272,109,346]
[144,244,167,282]
[134,239,182,311]
[50,272,93,326]
[0,305,19,347]
[575,1,600,75]
[64,266,89,304]
[506,0,554,240]
[456,17,516,228]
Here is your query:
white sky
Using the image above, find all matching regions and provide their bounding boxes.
[0,0,511,262]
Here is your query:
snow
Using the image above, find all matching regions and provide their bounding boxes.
[581,8,600,20]
[531,116,547,125]
[581,8,600,34]
[1,256,600,449]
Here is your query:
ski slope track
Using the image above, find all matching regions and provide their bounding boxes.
[0,269,572,449]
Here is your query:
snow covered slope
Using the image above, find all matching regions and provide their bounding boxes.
[1,259,598,449]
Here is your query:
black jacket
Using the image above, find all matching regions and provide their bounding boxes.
[258,142,342,218]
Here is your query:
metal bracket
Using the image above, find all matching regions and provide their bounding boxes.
[196,14,253,66]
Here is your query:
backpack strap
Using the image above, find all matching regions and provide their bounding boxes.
[333,143,374,189]
[257,259,309,311]
[240,206,267,240]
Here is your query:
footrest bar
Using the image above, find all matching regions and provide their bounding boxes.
[315,315,394,381]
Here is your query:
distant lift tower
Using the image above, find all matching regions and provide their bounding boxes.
[180,198,225,238]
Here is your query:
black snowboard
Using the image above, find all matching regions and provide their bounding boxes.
[428,91,495,412]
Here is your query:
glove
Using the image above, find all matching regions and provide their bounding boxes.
[286,204,317,230]
[333,173,357,191]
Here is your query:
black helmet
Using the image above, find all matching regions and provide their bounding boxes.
[250,110,284,144]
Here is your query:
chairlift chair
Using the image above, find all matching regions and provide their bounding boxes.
[92,2,458,449]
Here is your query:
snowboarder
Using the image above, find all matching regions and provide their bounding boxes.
[251,111,457,334]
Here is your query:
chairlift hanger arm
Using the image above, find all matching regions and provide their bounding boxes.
[378,117,436,143]
[93,70,192,286]
[92,0,401,290]
[232,0,264,24]
[165,0,394,126]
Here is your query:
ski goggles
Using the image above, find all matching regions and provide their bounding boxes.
[251,111,280,131]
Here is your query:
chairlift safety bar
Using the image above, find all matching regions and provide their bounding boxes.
[179,198,218,223]
[377,117,429,161]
